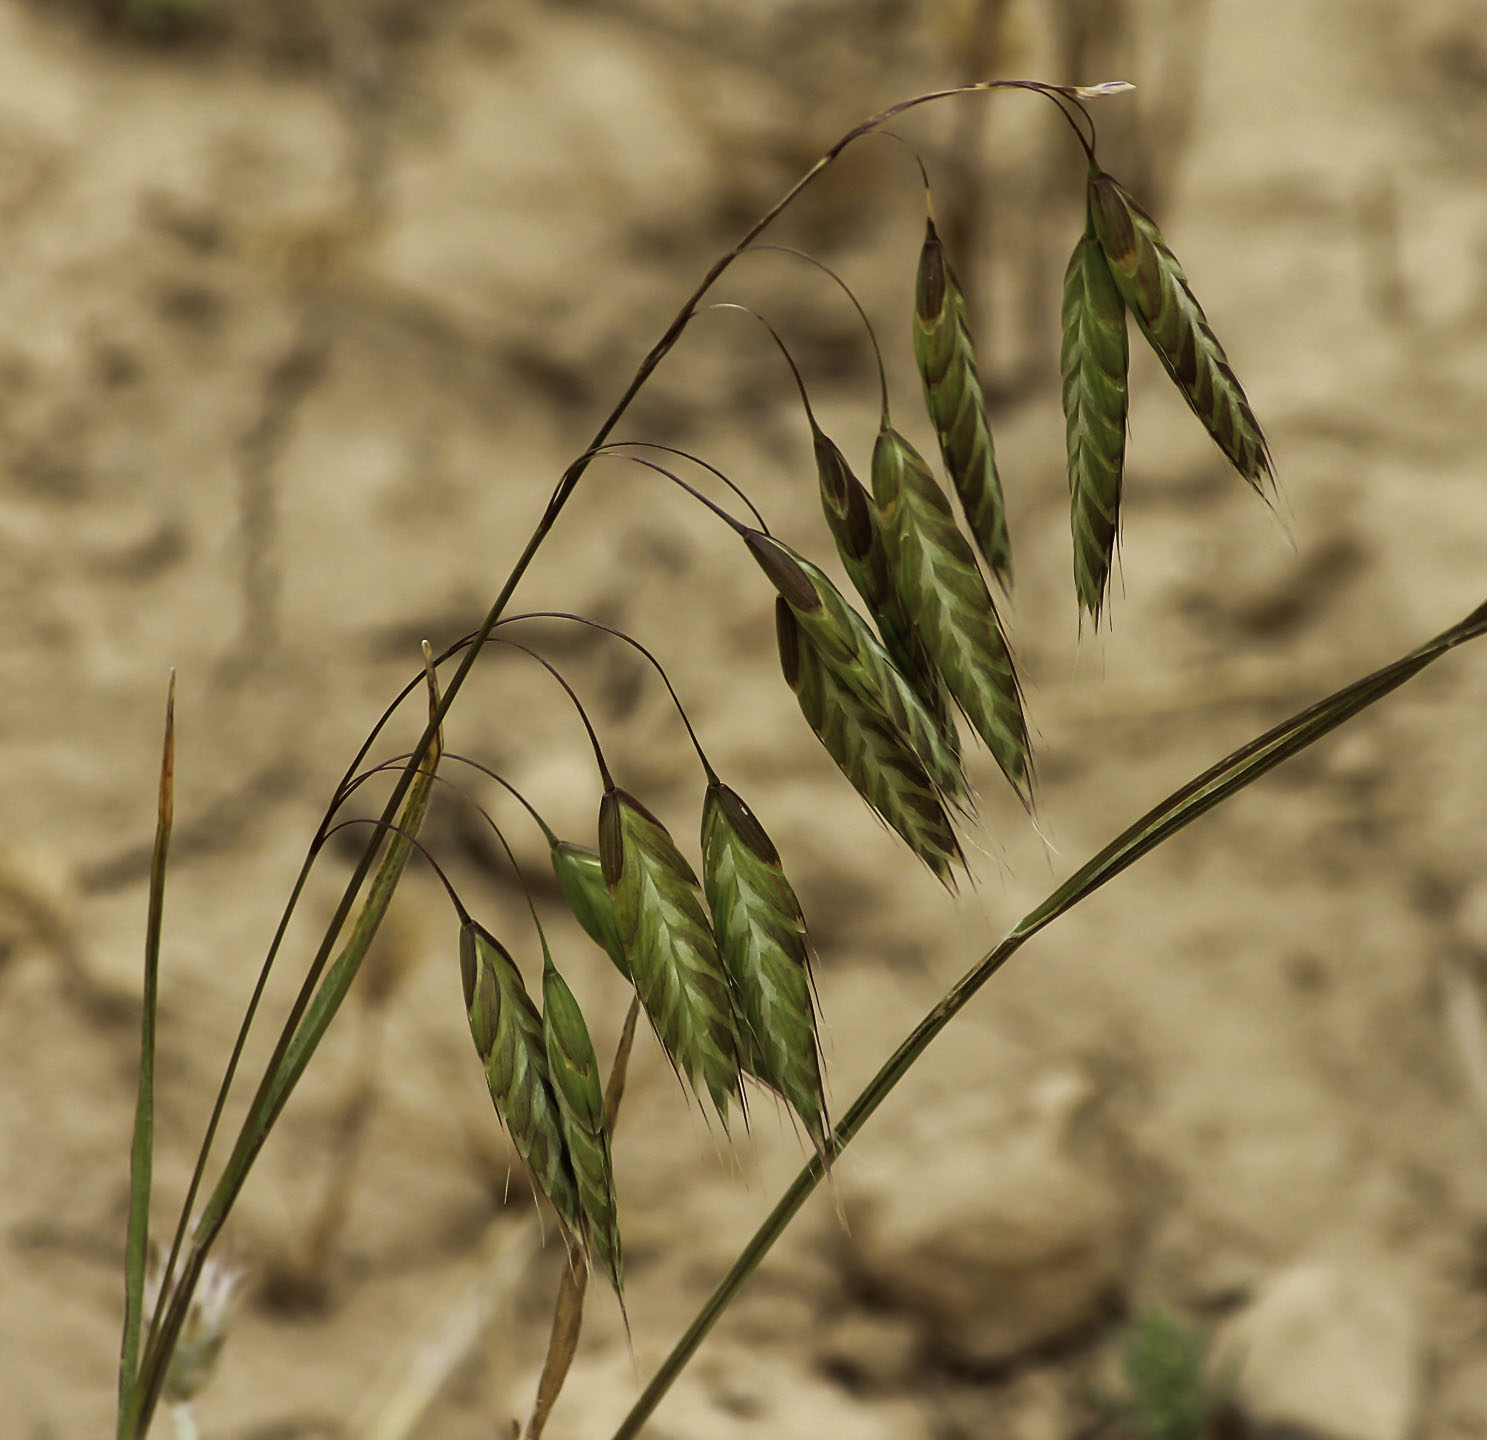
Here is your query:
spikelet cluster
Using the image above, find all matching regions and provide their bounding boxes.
[460,921,584,1246]
[1061,226,1130,624]
[1087,167,1272,492]
[460,148,1276,1309]
[701,781,827,1153]
[914,216,1013,588]
[599,787,743,1121]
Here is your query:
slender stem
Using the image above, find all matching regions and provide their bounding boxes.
[609,930,1024,1440]
[608,599,1487,1440]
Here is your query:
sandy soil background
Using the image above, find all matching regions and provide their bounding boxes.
[4,1,1487,1436]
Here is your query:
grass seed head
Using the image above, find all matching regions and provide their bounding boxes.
[700,780,827,1153]
[813,426,957,736]
[599,787,743,1121]
[1088,169,1273,492]
[748,531,968,807]
[871,425,1031,803]
[775,598,965,885]
[459,921,584,1245]
[913,217,1014,588]
[551,838,632,981]
[1061,229,1130,625]
[541,954,623,1296]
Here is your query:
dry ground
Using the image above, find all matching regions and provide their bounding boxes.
[3,2,1486,1436]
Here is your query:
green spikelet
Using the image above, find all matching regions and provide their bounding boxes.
[550,839,631,981]
[700,780,827,1154]
[540,946,623,1297]
[1088,167,1272,492]
[598,787,743,1121]
[1061,226,1130,625]
[871,424,1031,804]
[811,423,957,742]
[745,529,968,809]
[776,598,964,886]
[459,921,583,1245]
[914,215,1014,588]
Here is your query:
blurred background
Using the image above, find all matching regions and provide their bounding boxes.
[4,0,1487,1435]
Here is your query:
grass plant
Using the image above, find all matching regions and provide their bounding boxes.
[114,78,1486,1439]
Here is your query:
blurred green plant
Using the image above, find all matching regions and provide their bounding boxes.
[1087,1305,1238,1440]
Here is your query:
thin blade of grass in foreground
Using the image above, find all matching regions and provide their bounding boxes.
[1088,167,1272,493]
[259,652,445,1131]
[608,599,1487,1440]
[599,787,743,1121]
[118,672,174,1439]
[1061,227,1130,625]
[872,424,1031,803]
[775,598,964,886]
[701,780,827,1154]
[914,215,1013,588]
[134,648,449,1426]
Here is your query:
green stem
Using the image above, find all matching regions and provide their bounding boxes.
[609,599,1487,1440]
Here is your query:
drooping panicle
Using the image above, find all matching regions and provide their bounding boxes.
[1087,167,1272,493]
[775,598,964,886]
[700,780,827,1153]
[871,424,1031,804]
[459,921,584,1245]
[540,949,623,1297]
[598,787,743,1121]
[913,215,1014,588]
[1061,225,1130,624]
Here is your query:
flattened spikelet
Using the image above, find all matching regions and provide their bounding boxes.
[746,530,967,808]
[1061,229,1130,624]
[871,425,1031,803]
[776,598,964,885]
[812,424,953,733]
[598,788,742,1120]
[1088,168,1272,492]
[541,951,623,1296]
[700,781,827,1153]
[550,839,631,981]
[459,922,583,1244]
[914,216,1013,588]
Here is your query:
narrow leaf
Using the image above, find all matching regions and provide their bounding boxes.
[1017,599,1487,937]
[119,673,174,1438]
[608,600,1487,1440]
